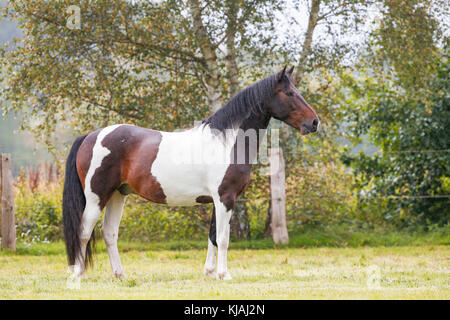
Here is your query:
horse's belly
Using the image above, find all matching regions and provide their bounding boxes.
[153,165,208,206]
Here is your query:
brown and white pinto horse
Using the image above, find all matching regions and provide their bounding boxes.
[62,66,319,280]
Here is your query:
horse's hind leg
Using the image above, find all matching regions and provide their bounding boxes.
[73,202,102,278]
[102,190,126,278]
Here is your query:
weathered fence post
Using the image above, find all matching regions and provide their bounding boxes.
[1,154,16,251]
[269,147,289,244]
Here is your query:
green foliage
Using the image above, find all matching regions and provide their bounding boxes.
[372,0,444,90]
[341,49,449,227]
[1,0,205,141]
[15,181,63,243]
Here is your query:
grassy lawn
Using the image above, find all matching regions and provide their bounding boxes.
[0,233,449,299]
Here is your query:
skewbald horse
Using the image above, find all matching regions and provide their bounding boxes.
[63,66,319,280]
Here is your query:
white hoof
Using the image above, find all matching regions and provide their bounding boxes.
[217,271,232,280]
[113,271,125,279]
[66,274,82,290]
[204,268,217,279]
[71,264,86,278]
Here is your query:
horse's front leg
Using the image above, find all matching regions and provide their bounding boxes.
[214,199,233,280]
[204,206,217,278]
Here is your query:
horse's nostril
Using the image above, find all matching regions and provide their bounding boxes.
[312,119,318,127]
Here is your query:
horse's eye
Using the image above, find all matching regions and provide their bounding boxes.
[286,91,293,97]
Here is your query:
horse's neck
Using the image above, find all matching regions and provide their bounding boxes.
[239,111,271,142]
[225,112,271,166]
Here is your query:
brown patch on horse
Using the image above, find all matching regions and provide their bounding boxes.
[196,195,213,204]
[218,163,251,211]
[119,126,167,204]
[89,134,123,209]
[76,125,167,209]
[95,125,167,207]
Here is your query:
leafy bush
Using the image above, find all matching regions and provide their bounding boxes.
[15,181,63,243]
[341,51,450,227]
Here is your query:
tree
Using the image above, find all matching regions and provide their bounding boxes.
[4,0,443,238]
[341,0,449,226]
[0,0,284,238]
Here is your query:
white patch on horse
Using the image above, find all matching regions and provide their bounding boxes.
[151,124,237,206]
[204,238,217,278]
[103,190,126,278]
[214,199,233,280]
[84,124,124,207]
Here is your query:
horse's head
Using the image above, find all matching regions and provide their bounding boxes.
[268,66,319,135]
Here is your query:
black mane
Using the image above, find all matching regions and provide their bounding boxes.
[202,73,277,132]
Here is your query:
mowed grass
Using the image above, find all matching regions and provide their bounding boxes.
[0,235,449,299]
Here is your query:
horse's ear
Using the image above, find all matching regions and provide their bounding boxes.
[287,66,294,76]
[278,65,287,82]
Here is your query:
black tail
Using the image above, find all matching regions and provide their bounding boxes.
[62,134,95,267]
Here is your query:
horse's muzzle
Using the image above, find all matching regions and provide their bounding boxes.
[301,118,319,135]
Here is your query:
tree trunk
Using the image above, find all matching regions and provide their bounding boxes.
[267,0,317,245]
[293,0,321,83]
[224,1,240,99]
[269,147,288,244]
[188,0,223,112]
[263,201,272,238]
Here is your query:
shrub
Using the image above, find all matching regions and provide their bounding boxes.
[15,179,63,243]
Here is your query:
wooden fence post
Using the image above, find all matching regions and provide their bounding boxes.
[1,154,16,251]
[269,147,289,244]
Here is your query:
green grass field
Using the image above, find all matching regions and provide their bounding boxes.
[0,232,449,299]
